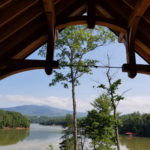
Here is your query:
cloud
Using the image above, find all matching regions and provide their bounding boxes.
[1,94,150,114]
[0,94,93,112]
[118,96,150,114]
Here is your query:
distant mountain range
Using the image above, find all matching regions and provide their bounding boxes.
[1,105,87,117]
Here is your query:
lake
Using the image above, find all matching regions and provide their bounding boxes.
[120,135,150,150]
[0,124,62,150]
[0,124,150,150]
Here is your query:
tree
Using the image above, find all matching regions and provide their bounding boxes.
[85,94,115,150]
[97,58,124,150]
[40,25,116,150]
[77,118,87,150]
[59,114,74,150]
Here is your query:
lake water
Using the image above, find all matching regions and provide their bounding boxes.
[0,124,62,150]
[120,135,150,150]
[0,124,150,150]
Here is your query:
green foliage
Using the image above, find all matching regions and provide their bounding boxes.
[119,112,150,137]
[60,114,74,150]
[98,79,124,104]
[39,25,116,150]
[85,94,115,150]
[39,25,116,88]
[96,67,125,150]
[0,109,30,129]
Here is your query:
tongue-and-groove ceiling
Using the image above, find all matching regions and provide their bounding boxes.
[0,0,150,79]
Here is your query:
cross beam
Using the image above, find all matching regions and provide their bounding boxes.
[0,59,59,80]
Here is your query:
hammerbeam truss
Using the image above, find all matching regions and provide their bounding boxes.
[0,0,150,79]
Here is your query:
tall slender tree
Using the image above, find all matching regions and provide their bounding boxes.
[97,57,124,150]
[40,25,116,150]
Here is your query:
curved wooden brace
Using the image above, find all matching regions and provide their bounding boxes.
[122,0,150,78]
[56,16,127,33]
[0,60,59,80]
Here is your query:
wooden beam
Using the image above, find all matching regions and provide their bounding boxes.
[0,0,40,27]
[128,0,150,27]
[87,0,96,29]
[96,5,113,19]
[122,0,150,24]
[0,15,47,59]
[0,59,59,80]
[0,0,12,9]
[56,0,86,18]
[119,0,150,77]
[124,17,141,78]
[96,0,129,21]
[119,0,150,42]
[122,64,150,76]
[56,16,127,33]
[42,0,56,75]
[122,0,135,9]
[0,2,43,43]
[13,34,48,59]
[135,39,150,63]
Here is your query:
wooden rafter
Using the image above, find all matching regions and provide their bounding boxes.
[0,0,12,9]
[96,5,113,19]
[119,0,150,41]
[0,15,46,59]
[42,0,56,75]
[55,0,86,18]
[0,0,40,27]
[128,0,150,27]
[0,59,59,80]
[13,34,48,59]
[0,2,43,43]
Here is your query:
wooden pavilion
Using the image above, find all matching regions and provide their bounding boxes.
[0,0,150,79]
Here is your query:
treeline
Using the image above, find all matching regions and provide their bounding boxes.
[119,112,150,137]
[0,109,30,129]
[28,116,66,125]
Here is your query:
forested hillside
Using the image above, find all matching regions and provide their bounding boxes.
[119,112,150,137]
[0,109,30,129]
[1,105,86,117]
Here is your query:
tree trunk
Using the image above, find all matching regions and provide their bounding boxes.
[71,75,78,150]
[113,106,120,150]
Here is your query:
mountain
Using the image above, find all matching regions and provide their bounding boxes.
[1,105,87,117]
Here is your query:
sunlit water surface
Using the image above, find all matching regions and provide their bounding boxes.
[0,124,150,150]
[0,124,62,150]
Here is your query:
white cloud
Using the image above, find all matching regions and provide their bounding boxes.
[1,94,150,114]
[0,94,93,112]
[118,96,150,114]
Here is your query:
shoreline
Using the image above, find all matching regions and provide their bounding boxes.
[2,127,29,130]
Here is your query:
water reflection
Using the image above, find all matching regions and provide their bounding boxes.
[0,129,29,145]
[1,125,150,150]
[0,124,62,150]
[120,135,150,150]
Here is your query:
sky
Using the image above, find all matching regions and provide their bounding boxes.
[0,41,150,115]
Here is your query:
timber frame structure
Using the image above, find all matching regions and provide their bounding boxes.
[0,0,150,79]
